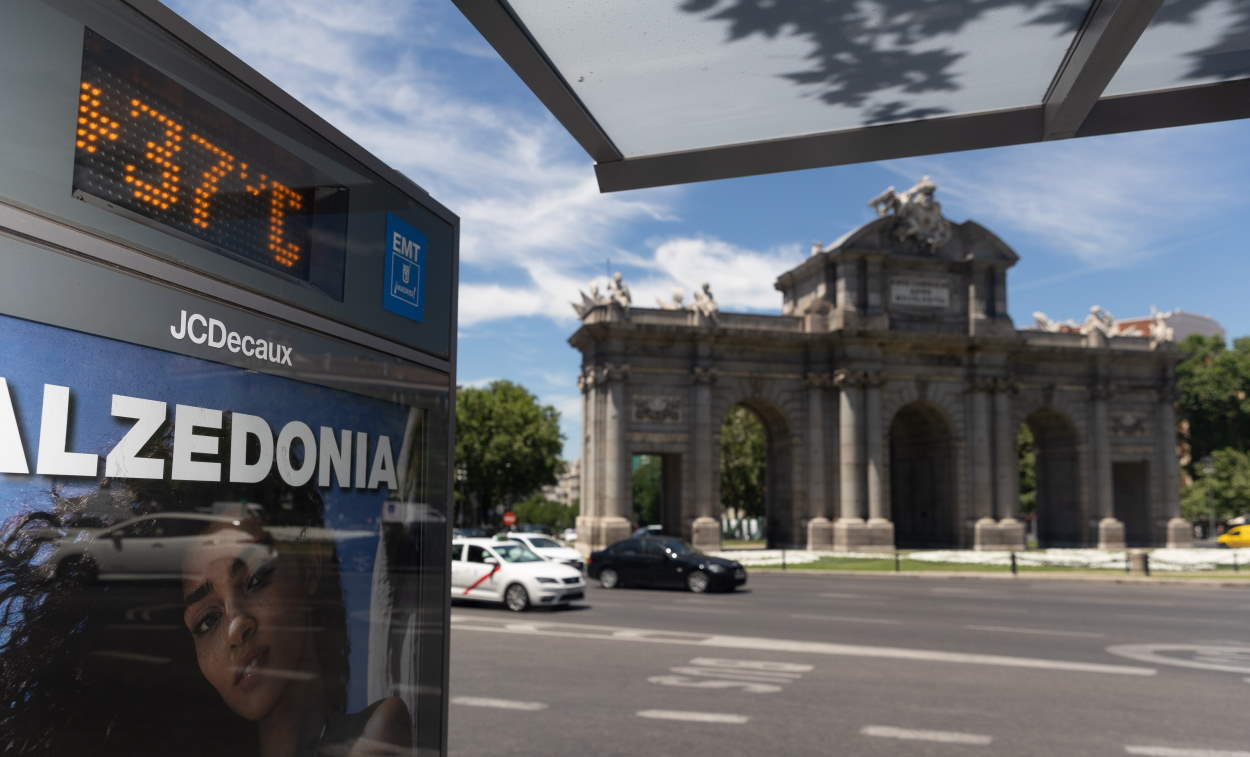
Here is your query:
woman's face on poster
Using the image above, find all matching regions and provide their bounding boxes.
[181,526,315,722]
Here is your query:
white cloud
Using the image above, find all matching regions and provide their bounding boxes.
[883,125,1241,268]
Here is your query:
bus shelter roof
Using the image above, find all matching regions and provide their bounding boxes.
[455,0,1250,192]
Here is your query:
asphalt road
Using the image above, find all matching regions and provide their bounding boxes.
[449,573,1250,757]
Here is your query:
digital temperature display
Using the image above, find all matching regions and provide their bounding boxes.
[72,30,347,284]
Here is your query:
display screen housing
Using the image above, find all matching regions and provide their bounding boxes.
[72,29,348,291]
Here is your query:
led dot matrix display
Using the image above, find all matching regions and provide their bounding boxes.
[72,30,347,282]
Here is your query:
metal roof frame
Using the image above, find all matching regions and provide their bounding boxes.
[455,0,1250,192]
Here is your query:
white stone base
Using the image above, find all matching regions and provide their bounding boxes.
[1165,517,1193,549]
[691,516,721,552]
[973,517,1027,550]
[863,518,895,552]
[806,517,833,551]
[575,515,632,556]
[1097,517,1126,551]
[833,518,894,552]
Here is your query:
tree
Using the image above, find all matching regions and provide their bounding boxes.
[1181,448,1250,524]
[513,493,578,532]
[631,455,662,526]
[720,406,766,517]
[454,380,562,526]
[1017,423,1036,516]
[1176,334,1250,474]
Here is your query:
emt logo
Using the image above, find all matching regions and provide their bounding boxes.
[169,309,293,367]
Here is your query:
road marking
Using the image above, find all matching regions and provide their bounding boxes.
[1125,746,1250,756]
[451,696,548,711]
[818,592,864,599]
[451,616,1156,676]
[862,725,992,745]
[965,624,1105,638]
[637,710,749,724]
[790,613,901,625]
[648,605,739,615]
[932,587,1011,599]
[1107,644,1250,674]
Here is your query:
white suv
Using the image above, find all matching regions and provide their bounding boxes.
[506,532,584,572]
[450,538,585,611]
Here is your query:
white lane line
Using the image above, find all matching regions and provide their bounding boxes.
[1125,746,1250,756]
[862,725,992,745]
[637,710,749,724]
[931,587,1011,599]
[451,696,548,711]
[965,624,1105,639]
[818,592,864,599]
[451,617,1156,676]
[790,613,901,625]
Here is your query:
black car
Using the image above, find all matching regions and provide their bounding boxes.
[587,535,747,593]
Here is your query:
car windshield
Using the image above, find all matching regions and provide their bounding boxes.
[492,543,544,563]
[527,537,561,549]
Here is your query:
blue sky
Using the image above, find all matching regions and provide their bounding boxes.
[167,0,1250,461]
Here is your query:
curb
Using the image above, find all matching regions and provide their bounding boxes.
[747,568,1249,588]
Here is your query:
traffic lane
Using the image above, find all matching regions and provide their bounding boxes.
[576,574,1245,661]
[449,611,1250,757]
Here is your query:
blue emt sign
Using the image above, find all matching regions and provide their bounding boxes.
[384,213,426,322]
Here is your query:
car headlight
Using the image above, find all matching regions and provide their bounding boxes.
[706,563,725,573]
[536,577,558,584]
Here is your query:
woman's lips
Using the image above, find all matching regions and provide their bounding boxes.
[235,647,269,690]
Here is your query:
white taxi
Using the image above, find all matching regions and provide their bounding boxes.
[450,537,585,611]
[505,531,585,572]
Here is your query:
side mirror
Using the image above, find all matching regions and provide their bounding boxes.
[112,535,123,550]
[482,556,497,565]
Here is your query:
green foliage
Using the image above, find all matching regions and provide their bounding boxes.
[513,493,579,531]
[454,380,563,525]
[1176,334,1250,471]
[720,406,766,517]
[631,455,662,525]
[1017,423,1036,515]
[1181,448,1250,523]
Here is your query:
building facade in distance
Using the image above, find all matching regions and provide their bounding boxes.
[569,180,1191,554]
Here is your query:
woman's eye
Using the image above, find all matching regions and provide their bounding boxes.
[192,610,221,636]
[246,562,275,592]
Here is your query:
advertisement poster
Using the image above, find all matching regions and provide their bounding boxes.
[0,313,426,755]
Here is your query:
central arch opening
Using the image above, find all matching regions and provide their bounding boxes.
[889,402,956,548]
[720,402,793,548]
[1023,409,1083,547]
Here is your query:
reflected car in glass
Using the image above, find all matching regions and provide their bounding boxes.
[587,536,747,593]
[450,537,585,611]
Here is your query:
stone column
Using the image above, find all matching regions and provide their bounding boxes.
[1091,381,1125,549]
[993,379,1025,549]
[600,363,632,549]
[1157,382,1190,547]
[833,369,867,550]
[863,371,893,549]
[968,376,998,549]
[690,365,721,550]
[574,368,597,555]
[805,372,833,551]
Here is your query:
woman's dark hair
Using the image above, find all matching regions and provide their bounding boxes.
[0,413,350,755]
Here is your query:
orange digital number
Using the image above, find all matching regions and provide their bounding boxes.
[125,96,184,211]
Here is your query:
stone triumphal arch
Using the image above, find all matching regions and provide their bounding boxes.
[570,180,1191,554]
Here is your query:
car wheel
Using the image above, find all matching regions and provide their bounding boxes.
[686,570,710,593]
[599,567,621,589]
[504,583,530,612]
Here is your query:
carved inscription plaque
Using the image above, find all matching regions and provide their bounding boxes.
[890,275,950,308]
